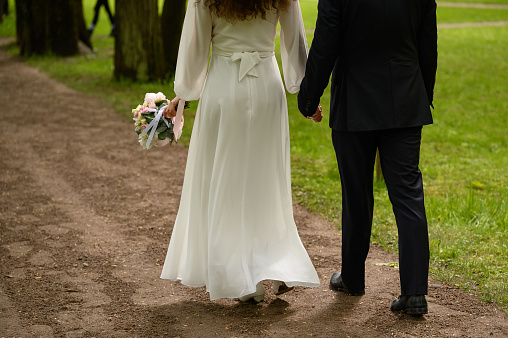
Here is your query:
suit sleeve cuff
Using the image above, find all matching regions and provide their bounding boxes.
[297,92,320,117]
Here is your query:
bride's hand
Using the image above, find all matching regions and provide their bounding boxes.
[163,96,179,118]
[307,105,323,123]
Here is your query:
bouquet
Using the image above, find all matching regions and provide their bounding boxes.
[132,92,186,150]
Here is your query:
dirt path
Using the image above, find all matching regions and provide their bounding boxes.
[0,47,507,337]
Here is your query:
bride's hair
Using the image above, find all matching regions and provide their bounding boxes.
[203,0,293,21]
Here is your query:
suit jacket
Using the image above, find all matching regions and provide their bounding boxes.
[298,0,438,131]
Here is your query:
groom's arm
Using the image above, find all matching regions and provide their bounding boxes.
[298,0,343,117]
[417,0,438,108]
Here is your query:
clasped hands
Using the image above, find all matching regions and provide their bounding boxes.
[163,96,180,119]
[164,97,322,123]
[307,105,323,123]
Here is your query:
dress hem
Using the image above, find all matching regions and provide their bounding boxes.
[160,276,320,301]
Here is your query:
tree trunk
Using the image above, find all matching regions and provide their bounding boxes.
[49,0,79,56]
[161,0,186,76]
[114,0,166,81]
[15,0,88,56]
[0,0,7,22]
[75,0,92,50]
[16,0,50,55]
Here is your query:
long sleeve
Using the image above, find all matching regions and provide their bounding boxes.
[417,0,438,107]
[279,0,308,94]
[173,1,213,101]
[297,0,343,116]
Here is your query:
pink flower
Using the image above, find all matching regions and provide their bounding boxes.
[139,106,148,114]
[149,102,156,109]
[133,111,139,118]
[141,123,148,130]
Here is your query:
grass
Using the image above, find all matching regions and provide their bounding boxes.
[1,0,507,311]
[300,0,508,30]
[0,0,15,38]
[300,0,508,4]
[438,7,508,23]
[422,26,508,306]
[439,0,508,4]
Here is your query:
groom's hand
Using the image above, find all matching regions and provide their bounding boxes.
[307,105,323,123]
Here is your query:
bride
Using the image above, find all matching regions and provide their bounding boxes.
[161,0,322,302]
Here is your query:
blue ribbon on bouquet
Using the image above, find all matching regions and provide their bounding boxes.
[139,105,171,149]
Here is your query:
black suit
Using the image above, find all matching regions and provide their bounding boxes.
[298,0,437,296]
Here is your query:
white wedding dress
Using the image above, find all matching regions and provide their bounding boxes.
[160,1,320,300]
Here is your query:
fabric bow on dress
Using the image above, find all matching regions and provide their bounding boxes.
[231,52,262,81]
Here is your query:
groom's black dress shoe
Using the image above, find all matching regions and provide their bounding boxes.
[390,295,428,316]
[329,272,365,296]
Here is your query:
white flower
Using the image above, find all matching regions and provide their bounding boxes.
[144,92,157,106]
[138,132,157,150]
[154,92,166,102]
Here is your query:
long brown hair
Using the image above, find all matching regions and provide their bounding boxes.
[204,0,293,21]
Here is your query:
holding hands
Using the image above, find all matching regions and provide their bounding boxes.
[307,105,323,123]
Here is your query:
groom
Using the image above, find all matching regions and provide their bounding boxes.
[298,0,437,315]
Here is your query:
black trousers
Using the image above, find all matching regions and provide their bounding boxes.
[332,126,429,295]
[92,0,114,26]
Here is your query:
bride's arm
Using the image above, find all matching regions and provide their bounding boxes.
[279,0,308,94]
[173,1,213,101]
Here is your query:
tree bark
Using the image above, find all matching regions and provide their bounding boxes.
[15,0,89,56]
[114,0,166,81]
[75,0,92,49]
[0,0,8,22]
[161,0,186,76]
[49,0,79,56]
[16,0,50,55]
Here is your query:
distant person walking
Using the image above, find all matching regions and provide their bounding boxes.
[88,0,115,37]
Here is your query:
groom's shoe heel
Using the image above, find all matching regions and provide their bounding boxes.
[407,295,428,316]
[329,272,365,296]
[407,306,428,316]
[391,295,428,316]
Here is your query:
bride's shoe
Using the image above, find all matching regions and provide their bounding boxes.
[272,281,294,295]
[239,282,265,303]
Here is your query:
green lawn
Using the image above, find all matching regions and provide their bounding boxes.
[438,7,508,23]
[300,0,508,30]
[301,0,508,4]
[1,0,507,311]
[439,0,508,4]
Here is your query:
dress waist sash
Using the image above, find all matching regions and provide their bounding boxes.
[212,48,275,81]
